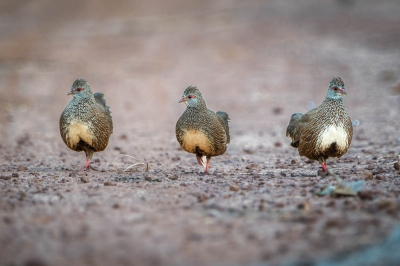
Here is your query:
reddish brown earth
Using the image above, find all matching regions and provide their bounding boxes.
[0,1,400,265]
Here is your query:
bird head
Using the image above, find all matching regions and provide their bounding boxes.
[178,86,206,108]
[68,79,93,99]
[326,77,347,100]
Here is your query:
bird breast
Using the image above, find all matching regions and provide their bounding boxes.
[317,124,348,153]
[66,120,93,148]
[181,129,211,154]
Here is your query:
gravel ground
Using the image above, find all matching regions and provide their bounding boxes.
[0,1,400,265]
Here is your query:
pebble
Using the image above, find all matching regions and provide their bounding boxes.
[80,177,90,183]
[358,190,374,200]
[367,164,375,170]
[197,193,208,202]
[69,172,76,177]
[168,175,179,180]
[362,171,374,180]
[229,184,240,191]
[394,162,400,170]
[18,165,28,171]
[375,175,385,181]
[246,163,259,169]
[11,173,19,178]
[104,182,116,186]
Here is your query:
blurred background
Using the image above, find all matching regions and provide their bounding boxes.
[0,0,399,154]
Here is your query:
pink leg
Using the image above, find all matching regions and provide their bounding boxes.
[321,160,327,172]
[205,158,210,174]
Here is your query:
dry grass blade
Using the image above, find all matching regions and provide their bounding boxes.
[122,154,149,172]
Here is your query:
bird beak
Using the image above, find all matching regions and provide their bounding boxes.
[178,96,186,103]
[67,89,75,96]
[340,88,347,95]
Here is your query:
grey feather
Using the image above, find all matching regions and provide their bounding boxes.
[216,111,230,144]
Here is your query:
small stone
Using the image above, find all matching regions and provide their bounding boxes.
[11,173,19,178]
[367,164,375,170]
[272,107,282,115]
[394,162,400,170]
[297,201,310,211]
[358,190,374,200]
[274,142,282,148]
[243,148,254,154]
[362,171,374,180]
[169,175,179,180]
[229,184,240,191]
[197,193,208,203]
[69,172,76,177]
[375,175,385,181]
[104,182,116,186]
[80,177,90,183]
[246,164,259,169]
[291,159,297,165]
[373,167,384,175]
[18,165,28,171]
[112,203,120,209]
[3,176,11,180]
[280,172,286,177]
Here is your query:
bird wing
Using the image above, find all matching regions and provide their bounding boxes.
[216,111,230,144]
[93,92,113,134]
[94,92,112,115]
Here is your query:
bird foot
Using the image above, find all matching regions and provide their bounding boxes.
[80,160,98,171]
[317,168,329,177]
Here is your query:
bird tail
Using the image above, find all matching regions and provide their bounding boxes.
[94,92,112,115]
[286,113,304,148]
[216,111,230,144]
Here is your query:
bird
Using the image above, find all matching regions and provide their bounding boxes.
[286,77,353,173]
[176,86,230,174]
[60,79,113,171]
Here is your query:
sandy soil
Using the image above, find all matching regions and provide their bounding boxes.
[0,0,400,265]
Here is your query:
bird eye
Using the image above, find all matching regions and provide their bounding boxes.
[76,88,83,92]
[332,87,339,91]
[188,95,195,99]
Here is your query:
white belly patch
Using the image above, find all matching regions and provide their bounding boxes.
[182,129,211,153]
[317,125,348,152]
[67,121,93,148]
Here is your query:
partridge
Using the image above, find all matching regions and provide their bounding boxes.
[176,86,230,174]
[286,77,353,172]
[60,79,113,171]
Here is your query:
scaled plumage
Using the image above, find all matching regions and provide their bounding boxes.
[286,77,353,172]
[176,86,230,174]
[60,79,113,171]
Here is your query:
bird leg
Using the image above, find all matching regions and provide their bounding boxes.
[196,154,204,166]
[80,151,97,171]
[321,159,327,172]
[205,157,211,175]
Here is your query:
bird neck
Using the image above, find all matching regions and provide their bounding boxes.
[186,100,207,110]
[323,97,344,106]
[73,94,95,103]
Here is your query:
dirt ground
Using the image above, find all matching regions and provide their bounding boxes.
[0,0,400,265]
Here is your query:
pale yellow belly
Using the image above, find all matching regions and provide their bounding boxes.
[182,129,211,154]
[66,121,93,148]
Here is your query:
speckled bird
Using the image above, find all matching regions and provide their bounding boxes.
[60,79,113,171]
[176,86,230,174]
[286,77,353,173]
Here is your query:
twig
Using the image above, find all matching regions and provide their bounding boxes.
[122,154,149,172]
